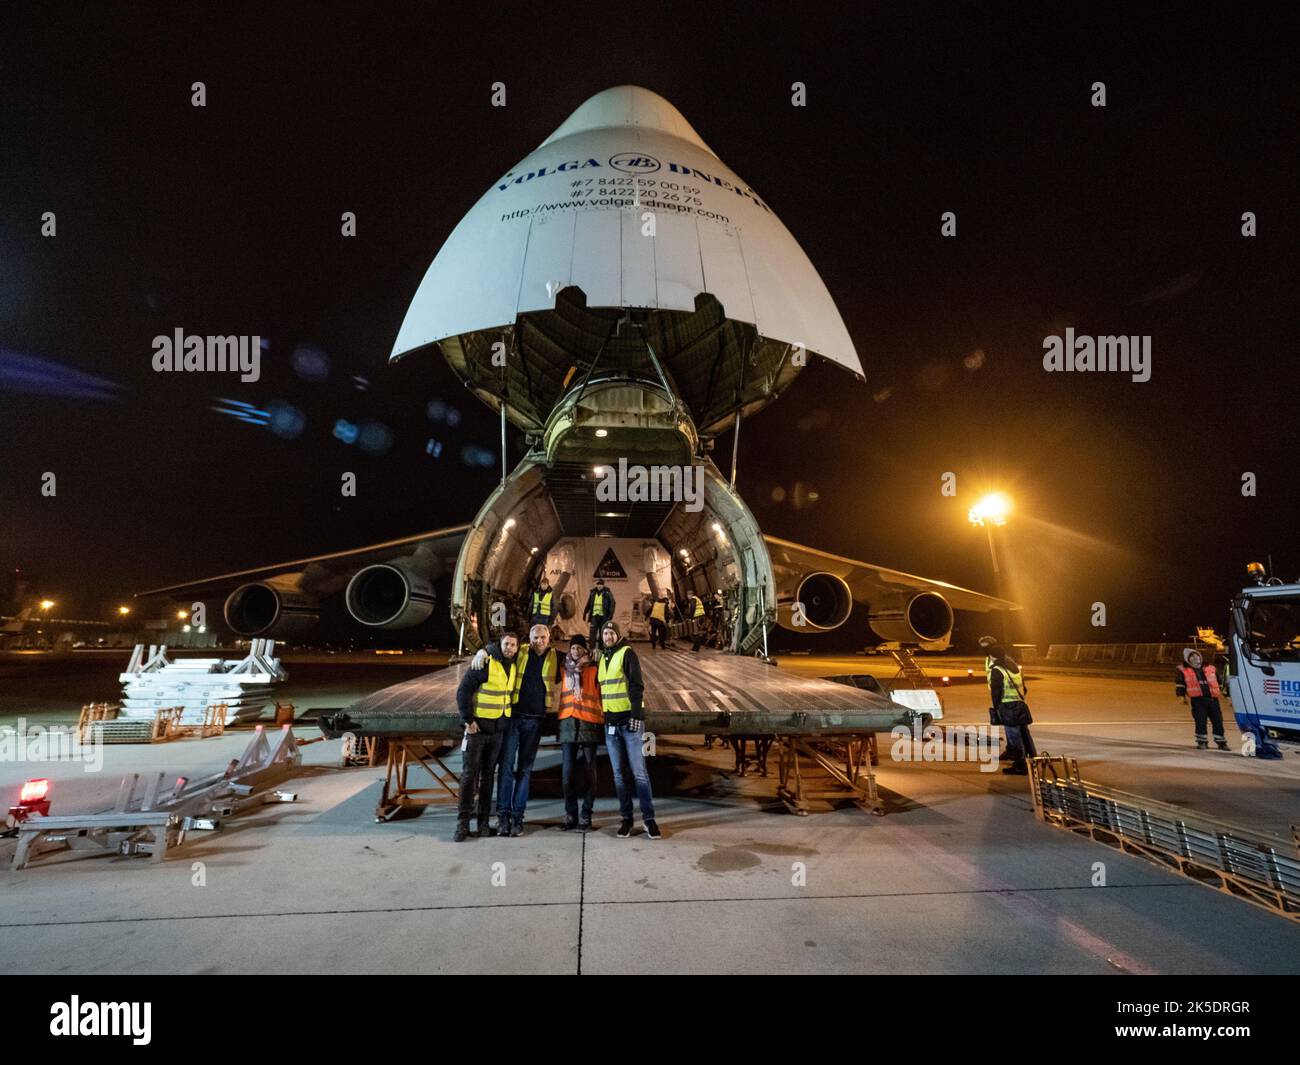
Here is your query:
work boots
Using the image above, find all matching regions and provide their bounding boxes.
[1196,739,1209,750]
[453,824,469,843]
[1215,739,1231,751]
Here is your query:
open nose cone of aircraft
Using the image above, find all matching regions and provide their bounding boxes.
[391,84,863,437]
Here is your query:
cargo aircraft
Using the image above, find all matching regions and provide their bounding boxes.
[141,87,1013,738]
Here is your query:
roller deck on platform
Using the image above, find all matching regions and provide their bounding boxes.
[319,647,916,739]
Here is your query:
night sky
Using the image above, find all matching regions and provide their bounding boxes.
[2,4,1295,644]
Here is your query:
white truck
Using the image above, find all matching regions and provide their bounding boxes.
[1227,570,1299,757]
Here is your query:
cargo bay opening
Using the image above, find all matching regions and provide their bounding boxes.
[451,377,775,654]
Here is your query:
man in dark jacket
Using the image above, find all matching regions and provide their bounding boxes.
[557,634,603,830]
[597,621,661,839]
[582,578,615,649]
[471,624,560,836]
[453,631,519,841]
[1176,648,1230,750]
[987,644,1035,775]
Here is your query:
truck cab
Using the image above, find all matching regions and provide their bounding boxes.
[1228,576,1300,745]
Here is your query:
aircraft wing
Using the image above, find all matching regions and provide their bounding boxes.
[764,535,1017,613]
[135,524,472,636]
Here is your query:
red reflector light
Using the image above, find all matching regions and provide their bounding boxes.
[19,779,50,804]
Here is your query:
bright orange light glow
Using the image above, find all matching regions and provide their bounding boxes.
[968,492,1012,526]
[117,605,131,616]
[176,610,188,620]
[39,599,54,611]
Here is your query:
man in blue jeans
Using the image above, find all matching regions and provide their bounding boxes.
[475,623,558,836]
[597,621,661,839]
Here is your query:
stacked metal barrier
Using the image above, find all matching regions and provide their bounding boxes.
[1029,755,1300,921]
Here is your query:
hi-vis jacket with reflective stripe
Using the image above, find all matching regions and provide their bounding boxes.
[989,664,1026,704]
[558,665,603,724]
[472,656,517,720]
[596,640,644,721]
[532,590,554,618]
[1176,664,1222,699]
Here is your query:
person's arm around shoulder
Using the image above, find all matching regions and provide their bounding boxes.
[456,660,490,729]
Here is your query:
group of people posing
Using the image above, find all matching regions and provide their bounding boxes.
[454,617,659,843]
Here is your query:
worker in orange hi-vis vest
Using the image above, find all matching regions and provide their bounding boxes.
[557,634,603,831]
[1175,648,1230,751]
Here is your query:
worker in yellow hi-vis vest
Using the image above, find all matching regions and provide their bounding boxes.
[687,591,706,652]
[530,576,555,629]
[648,592,670,650]
[582,577,615,650]
[453,630,520,841]
[597,620,661,839]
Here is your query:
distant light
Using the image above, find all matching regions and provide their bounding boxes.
[968,492,1012,527]
[941,676,951,685]
[183,624,192,632]
[117,606,131,616]
[595,428,608,438]
[39,600,54,611]
[177,610,188,620]
[967,668,974,676]
[504,518,516,530]
[266,400,307,440]
[459,444,494,467]
[593,466,606,475]
[198,626,206,633]
[356,421,394,456]
[290,345,330,382]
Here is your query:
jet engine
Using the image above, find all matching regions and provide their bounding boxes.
[867,591,954,646]
[778,571,854,631]
[345,561,435,629]
[224,581,319,637]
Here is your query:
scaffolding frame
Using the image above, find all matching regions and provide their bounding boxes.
[375,739,460,822]
[775,735,882,816]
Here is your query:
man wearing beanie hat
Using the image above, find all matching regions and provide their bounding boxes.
[597,620,661,839]
[558,633,603,830]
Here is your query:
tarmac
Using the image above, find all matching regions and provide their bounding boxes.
[1,649,1297,975]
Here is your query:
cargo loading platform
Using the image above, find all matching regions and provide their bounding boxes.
[318,646,921,819]
[318,646,917,739]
